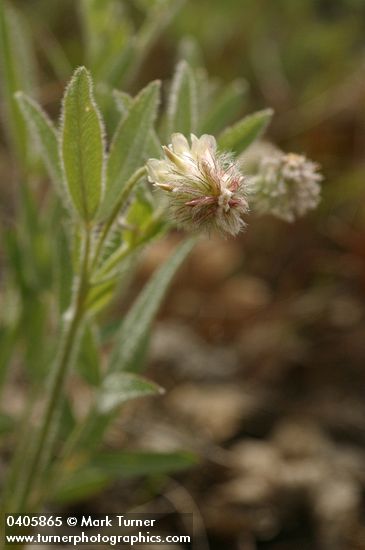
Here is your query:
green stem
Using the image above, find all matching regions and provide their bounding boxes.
[10,226,91,513]
[92,243,131,281]
[92,167,146,269]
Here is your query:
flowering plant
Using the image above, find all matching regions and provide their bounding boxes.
[147,133,248,236]
[0,0,322,525]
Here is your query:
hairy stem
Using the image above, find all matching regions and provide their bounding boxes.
[92,166,146,269]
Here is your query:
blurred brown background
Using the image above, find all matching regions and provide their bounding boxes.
[2,1,365,549]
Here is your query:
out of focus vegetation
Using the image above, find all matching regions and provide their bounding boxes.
[1,1,365,549]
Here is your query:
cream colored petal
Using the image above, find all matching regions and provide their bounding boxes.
[191,133,217,161]
[199,134,217,155]
[190,134,200,159]
[171,133,190,155]
[147,159,172,183]
[163,146,190,173]
[154,182,174,191]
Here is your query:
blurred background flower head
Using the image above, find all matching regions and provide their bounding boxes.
[246,144,322,222]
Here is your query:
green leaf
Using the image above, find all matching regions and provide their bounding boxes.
[99,80,160,221]
[113,89,161,158]
[103,42,136,89]
[96,372,163,414]
[79,0,133,86]
[86,278,118,315]
[200,79,248,135]
[218,108,273,155]
[57,239,194,458]
[77,322,102,386]
[122,185,155,247]
[53,450,196,503]
[53,467,110,504]
[60,66,105,222]
[59,408,113,456]
[92,450,198,478]
[86,250,138,315]
[17,181,54,290]
[146,129,162,159]
[113,89,133,116]
[56,373,158,465]
[126,0,184,86]
[0,0,35,164]
[166,60,198,137]
[36,25,72,81]
[15,92,62,189]
[108,237,196,374]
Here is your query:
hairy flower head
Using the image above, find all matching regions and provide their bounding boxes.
[247,145,322,222]
[147,133,248,236]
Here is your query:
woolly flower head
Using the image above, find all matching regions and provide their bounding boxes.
[247,145,322,222]
[147,133,248,236]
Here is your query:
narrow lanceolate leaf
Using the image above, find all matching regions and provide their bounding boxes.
[53,450,196,503]
[147,129,162,158]
[166,60,197,138]
[113,89,161,159]
[15,92,62,189]
[99,80,160,221]
[200,79,248,135]
[96,372,163,414]
[113,89,133,117]
[218,108,273,155]
[0,0,35,164]
[60,66,105,222]
[92,450,198,478]
[108,237,196,374]
[53,467,111,504]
